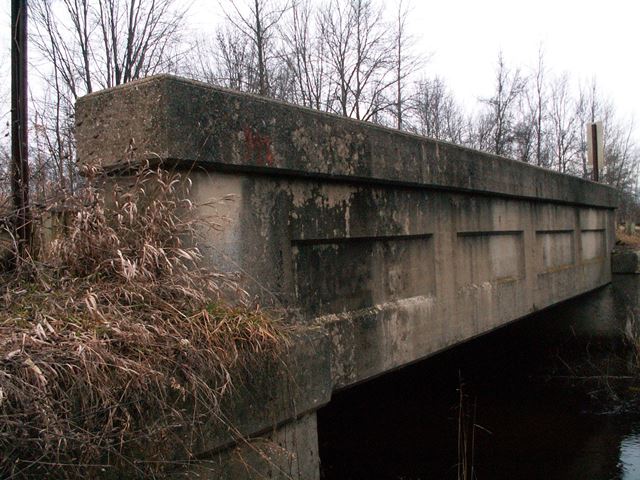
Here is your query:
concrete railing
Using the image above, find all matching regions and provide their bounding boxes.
[76,75,618,478]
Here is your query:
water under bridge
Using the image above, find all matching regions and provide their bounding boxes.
[75,75,618,478]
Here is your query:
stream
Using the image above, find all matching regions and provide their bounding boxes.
[318,277,640,479]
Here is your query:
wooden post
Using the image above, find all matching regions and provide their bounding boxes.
[587,121,604,182]
[11,0,31,260]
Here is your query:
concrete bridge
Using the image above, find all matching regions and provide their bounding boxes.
[76,75,618,478]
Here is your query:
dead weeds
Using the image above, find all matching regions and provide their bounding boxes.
[0,163,288,478]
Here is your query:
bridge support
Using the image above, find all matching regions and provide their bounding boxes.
[75,75,619,477]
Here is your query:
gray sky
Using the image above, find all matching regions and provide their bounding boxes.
[1,0,638,126]
[184,0,639,123]
[410,0,640,120]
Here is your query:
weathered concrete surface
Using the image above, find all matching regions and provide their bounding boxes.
[174,413,320,480]
[76,75,616,208]
[194,330,331,455]
[149,330,330,479]
[97,170,616,392]
[612,250,640,273]
[75,75,619,478]
[538,270,640,349]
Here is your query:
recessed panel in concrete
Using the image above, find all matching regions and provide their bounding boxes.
[537,230,575,272]
[582,230,606,261]
[293,235,435,316]
[580,208,607,230]
[455,231,525,288]
[534,204,577,232]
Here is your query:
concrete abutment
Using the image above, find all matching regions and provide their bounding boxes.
[74,75,620,478]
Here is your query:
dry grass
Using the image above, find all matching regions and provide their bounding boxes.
[0,163,288,478]
[616,226,640,250]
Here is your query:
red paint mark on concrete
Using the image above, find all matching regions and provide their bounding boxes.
[243,127,274,166]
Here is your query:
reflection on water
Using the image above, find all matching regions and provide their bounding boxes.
[620,426,640,479]
[318,281,640,480]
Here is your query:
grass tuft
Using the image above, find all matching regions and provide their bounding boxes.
[0,163,288,478]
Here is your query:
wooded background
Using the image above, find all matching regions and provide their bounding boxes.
[1,0,638,220]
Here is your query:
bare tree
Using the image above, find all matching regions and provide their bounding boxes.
[94,0,186,88]
[392,0,422,130]
[467,111,494,153]
[320,0,396,121]
[220,0,289,96]
[0,75,10,209]
[530,48,548,166]
[479,52,527,156]
[412,76,465,143]
[280,0,328,109]
[0,144,9,213]
[192,0,420,126]
[32,0,186,96]
[548,74,581,174]
[187,27,257,91]
[511,103,535,163]
[603,116,639,192]
[29,0,187,197]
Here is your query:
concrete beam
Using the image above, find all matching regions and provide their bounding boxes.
[76,75,617,208]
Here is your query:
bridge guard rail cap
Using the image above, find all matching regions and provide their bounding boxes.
[75,74,618,209]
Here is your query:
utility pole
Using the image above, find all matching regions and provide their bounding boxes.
[11,0,31,262]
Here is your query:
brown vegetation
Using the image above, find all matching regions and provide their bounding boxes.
[0,164,288,478]
[615,226,640,250]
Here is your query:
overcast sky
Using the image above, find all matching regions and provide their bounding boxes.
[407,0,640,120]
[184,0,640,125]
[1,0,638,128]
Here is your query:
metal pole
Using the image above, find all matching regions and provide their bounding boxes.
[11,0,30,260]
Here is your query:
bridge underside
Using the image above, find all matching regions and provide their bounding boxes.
[75,75,618,478]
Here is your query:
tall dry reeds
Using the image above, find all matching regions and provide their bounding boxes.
[456,380,476,480]
[0,163,288,478]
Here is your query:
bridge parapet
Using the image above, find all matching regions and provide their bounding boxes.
[76,74,617,389]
